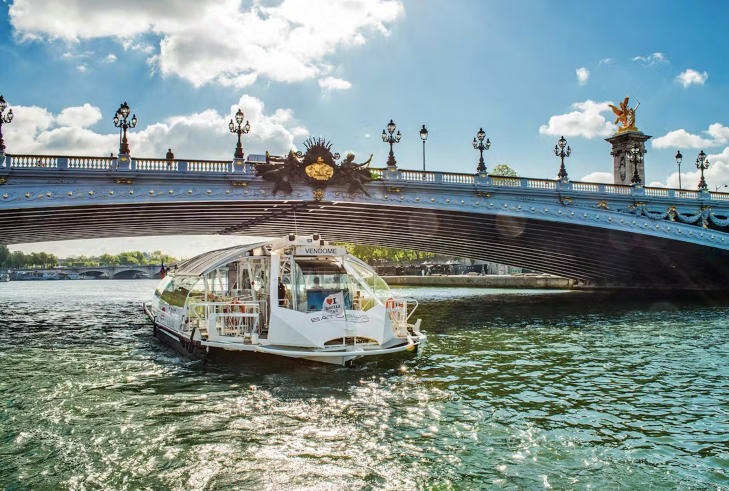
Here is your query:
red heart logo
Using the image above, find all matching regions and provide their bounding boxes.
[326,298,333,305]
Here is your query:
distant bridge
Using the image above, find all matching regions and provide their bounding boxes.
[2,153,729,289]
[13,264,162,279]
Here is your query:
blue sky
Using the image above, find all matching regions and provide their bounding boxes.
[3,0,728,257]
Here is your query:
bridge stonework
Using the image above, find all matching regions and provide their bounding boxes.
[2,154,729,289]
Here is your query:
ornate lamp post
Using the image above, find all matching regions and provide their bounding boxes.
[553,135,571,179]
[675,150,683,189]
[113,102,137,155]
[472,128,491,172]
[696,150,709,190]
[628,144,643,184]
[382,119,401,168]
[419,124,428,171]
[0,95,14,155]
[229,108,250,159]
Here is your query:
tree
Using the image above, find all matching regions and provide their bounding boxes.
[0,245,10,269]
[11,251,26,268]
[491,164,518,177]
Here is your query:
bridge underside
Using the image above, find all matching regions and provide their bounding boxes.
[3,200,728,289]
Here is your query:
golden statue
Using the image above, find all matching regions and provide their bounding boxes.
[608,96,640,133]
[305,157,334,181]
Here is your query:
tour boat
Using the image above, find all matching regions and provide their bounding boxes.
[143,234,426,366]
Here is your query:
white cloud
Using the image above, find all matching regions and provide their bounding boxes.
[676,69,708,88]
[76,64,87,72]
[56,103,103,128]
[652,123,729,149]
[2,95,307,159]
[599,58,611,64]
[539,100,615,139]
[9,0,404,88]
[104,53,116,63]
[581,171,613,183]
[632,52,667,64]
[576,67,589,85]
[318,76,352,92]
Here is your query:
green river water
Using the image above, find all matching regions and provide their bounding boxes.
[0,281,727,490]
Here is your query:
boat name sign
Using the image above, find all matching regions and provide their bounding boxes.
[295,246,347,256]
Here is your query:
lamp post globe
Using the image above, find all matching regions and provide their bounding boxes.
[675,150,683,189]
[696,150,709,190]
[382,119,400,168]
[628,144,643,185]
[113,102,137,156]
[473,128,490,173]
[554,135,571,180]
[420,125,428,171]
[229,108,251,159]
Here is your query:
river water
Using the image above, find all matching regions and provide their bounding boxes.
[0,281,727,490]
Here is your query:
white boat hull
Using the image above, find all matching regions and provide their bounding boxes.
[144,303,425,366]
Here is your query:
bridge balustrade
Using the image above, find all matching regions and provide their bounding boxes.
[7,155,58,168]
[526,179,557,190]
[2,152,727,204]
[68,156,115,170]
[399,170,436,181]
[490,176,521,187]
[603,184,632,195]
[572,182,599,192]
[134,158,178,171]
[187,160,230,173]
[645,188,669,197]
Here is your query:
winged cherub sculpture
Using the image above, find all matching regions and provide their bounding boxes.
[608,96,640,132]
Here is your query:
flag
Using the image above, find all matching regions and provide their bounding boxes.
[160,260,166,279]
[322,292,344,316]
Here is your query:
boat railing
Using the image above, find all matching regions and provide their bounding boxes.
[387,297,419,335]
[187,300,267,338]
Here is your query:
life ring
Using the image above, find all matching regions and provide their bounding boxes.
[385,298,396,310]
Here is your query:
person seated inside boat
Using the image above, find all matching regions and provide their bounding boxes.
[278,279,288,306]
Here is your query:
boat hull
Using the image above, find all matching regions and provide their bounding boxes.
[143,303,424,366]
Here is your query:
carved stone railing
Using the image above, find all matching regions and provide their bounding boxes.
[6,155,59,168]
[526,178,557,190]
[68,156,115,170]
[187,160,230,173]
[1,153,725,203]
[490,176,520,187]
[134,158,177,171]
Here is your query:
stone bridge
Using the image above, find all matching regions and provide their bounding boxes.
[14,264,162,279]
[2,153,729,289]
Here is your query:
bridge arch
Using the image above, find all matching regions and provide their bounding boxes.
[3,161,729,289]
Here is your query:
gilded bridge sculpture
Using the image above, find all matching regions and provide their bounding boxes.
[608,96,640,133]
[256,138,373,198]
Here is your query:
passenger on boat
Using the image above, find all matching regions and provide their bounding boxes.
[278,279,287,306]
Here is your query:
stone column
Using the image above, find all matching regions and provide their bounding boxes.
[605,131,652,185]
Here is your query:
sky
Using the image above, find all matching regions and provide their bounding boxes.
[2,0,729,258]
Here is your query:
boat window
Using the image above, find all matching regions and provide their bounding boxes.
[343,257,391,307]
[294,258,353,312]
[154,276,173,298]
[159,276,200,307]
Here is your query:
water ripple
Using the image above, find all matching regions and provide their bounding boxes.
[0,281,727,489]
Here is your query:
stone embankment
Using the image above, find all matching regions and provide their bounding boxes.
[382,275,575,289]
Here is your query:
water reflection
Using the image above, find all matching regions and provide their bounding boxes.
[0,281,727,489]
